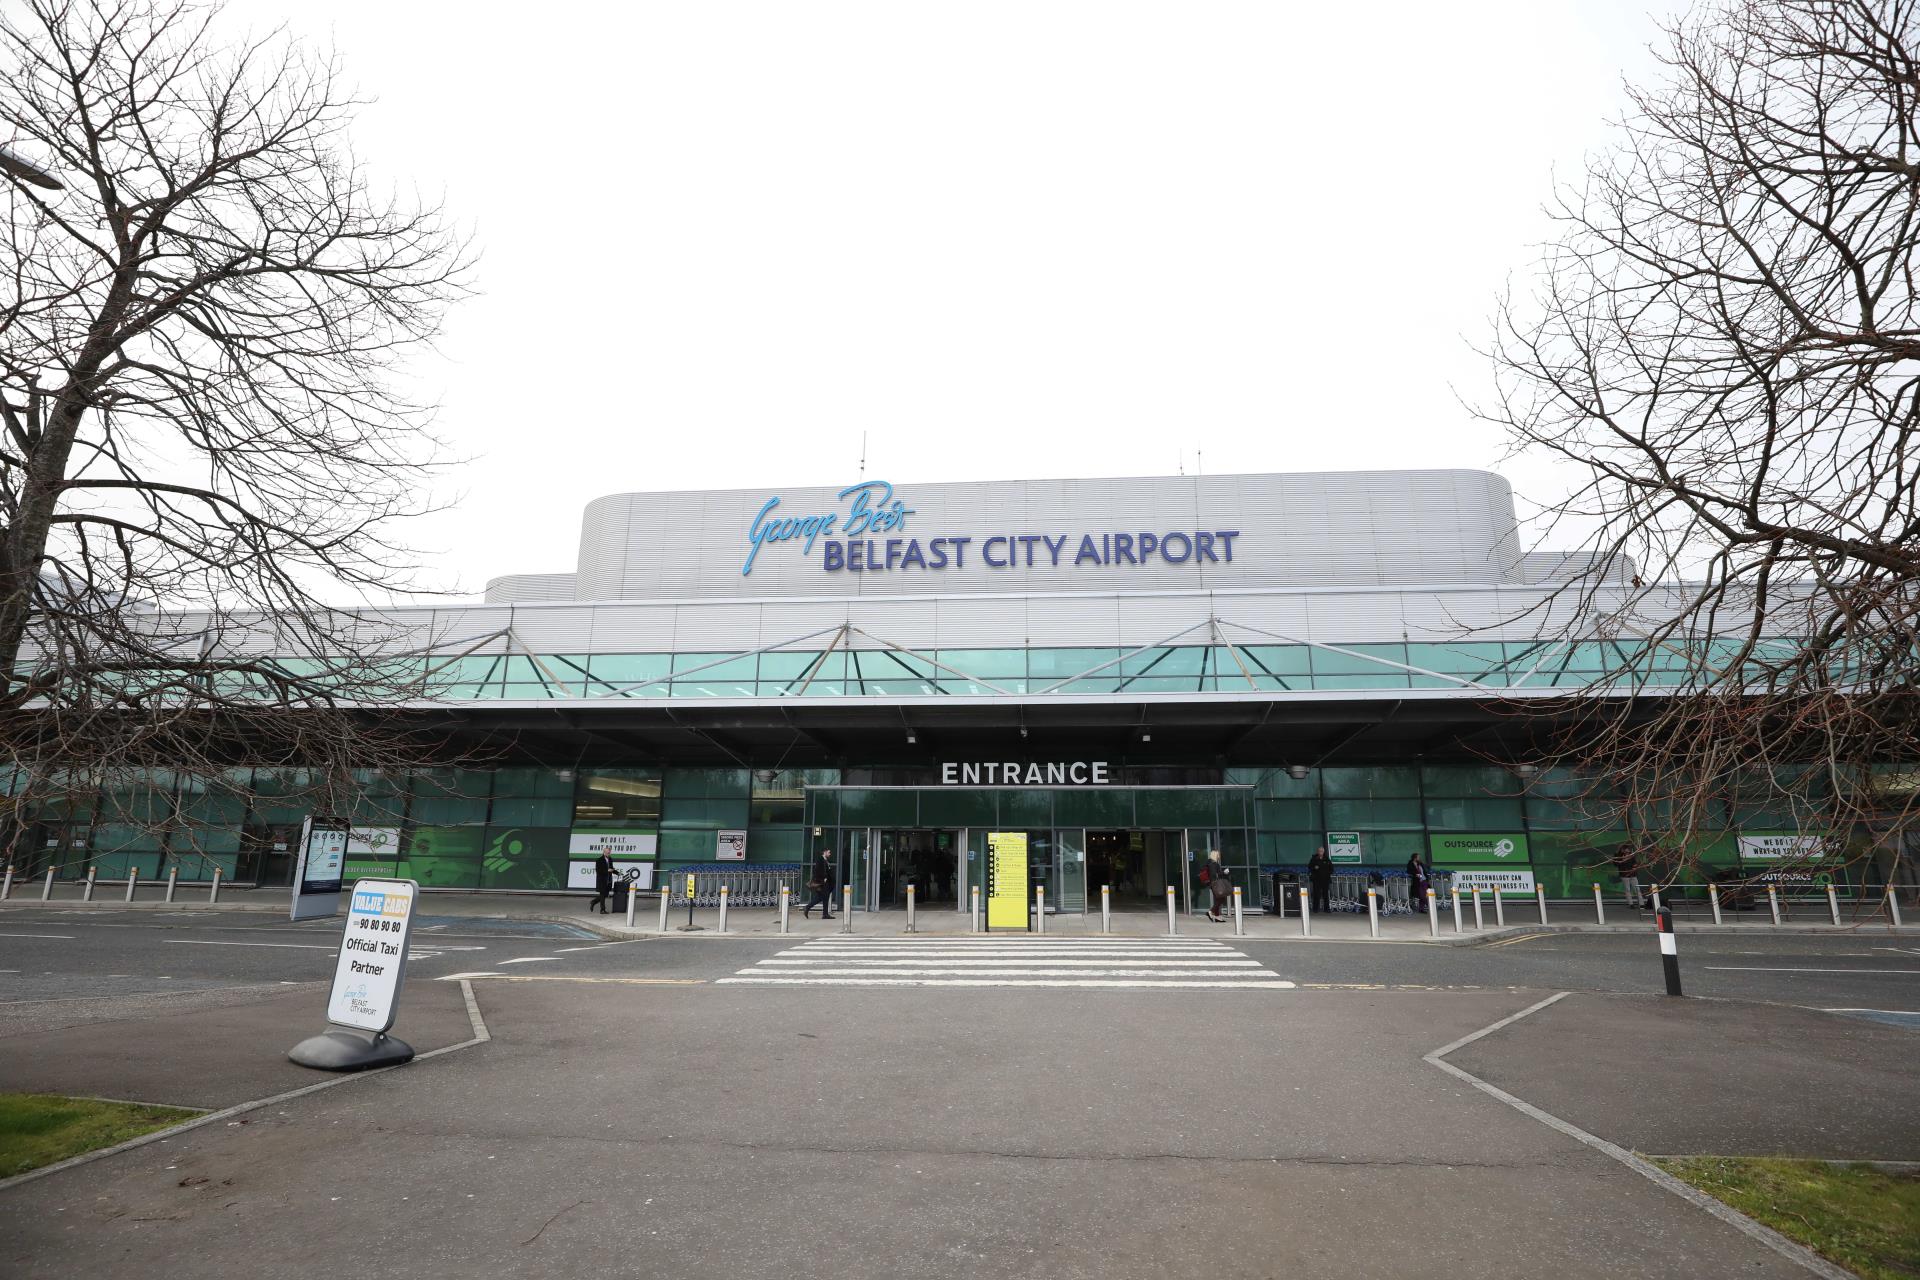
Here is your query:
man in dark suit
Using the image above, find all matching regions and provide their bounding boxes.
[589,849,615,914]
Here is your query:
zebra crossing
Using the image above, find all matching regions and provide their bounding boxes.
[714,934,1296,990]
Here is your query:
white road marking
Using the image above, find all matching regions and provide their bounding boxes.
[164,940,335,950]
[1704,966,1920,974]
[716,976,1298,989]
[439,971,507,980]
[760,956,1261,967]
[0,933,75,939]
[737,967,1281,978]
[498,957,561,965]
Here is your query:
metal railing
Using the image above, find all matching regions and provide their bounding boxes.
[660,864,805,908]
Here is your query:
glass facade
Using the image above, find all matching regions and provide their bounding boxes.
[0,760,1867,900]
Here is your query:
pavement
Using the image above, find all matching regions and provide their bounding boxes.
[1,902,1916,1278]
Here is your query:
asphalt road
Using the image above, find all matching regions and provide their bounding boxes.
[3,908,1916,1279]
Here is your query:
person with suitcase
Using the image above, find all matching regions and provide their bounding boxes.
[1202,850,1233,923]
[803,848,836,919]
[588,849,615,914]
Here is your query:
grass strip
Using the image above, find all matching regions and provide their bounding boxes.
[0,1092,199,1178]
[1654,1155,1920,1280]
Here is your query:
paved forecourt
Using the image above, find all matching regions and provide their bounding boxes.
[715,933,1297,989]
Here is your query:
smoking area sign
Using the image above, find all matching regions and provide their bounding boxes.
[327,879,417,1033]
[1326,832,1362,864]
[985,831,1029,930]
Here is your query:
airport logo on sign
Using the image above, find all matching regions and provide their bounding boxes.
[741,480,1241,577]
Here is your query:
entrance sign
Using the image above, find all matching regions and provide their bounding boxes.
[985,832,1029,930]
[716,829,747,861]
[289,817,348,921]
[288,877,420,1072]
[1326,832,1363,864]
[940,761,1110,786]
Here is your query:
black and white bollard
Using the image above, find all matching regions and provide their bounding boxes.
[1656,905,1683,997]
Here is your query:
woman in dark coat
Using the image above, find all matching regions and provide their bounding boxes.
[1406,852,1431,912]
[589,850,615,914]
[1307,846,1334,915]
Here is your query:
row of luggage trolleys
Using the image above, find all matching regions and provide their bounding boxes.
[659,864,808,908]
[1259,867,1456,916]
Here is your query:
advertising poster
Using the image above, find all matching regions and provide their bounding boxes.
[327,878,417,1033]
[568,830,659,859]
[300,827,348,894]
[1737,833,1826,862]
[1428,833,1530,865]
[985,831,1029,930]
[1447,868,1537,897]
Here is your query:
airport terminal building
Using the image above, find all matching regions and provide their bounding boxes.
[13,469,1842,911]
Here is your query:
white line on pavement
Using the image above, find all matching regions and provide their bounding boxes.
[761,956,1263,967]
[1704,966,1920,974]
[497,957,561,965]
[737,967,1283,978]
[0,933,74,939]
[164,940,335,950]
[715,976,1298,989]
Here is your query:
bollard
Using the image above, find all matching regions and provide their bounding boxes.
[1100,884,1111,934]
[0,864,10,901]
[1362,887,1377,938]
[1493,888,1506,928]
[658,885,671,932]
[1767,885,1782,926]
[1656,905,1683,996]
[1826,884,1841,927]
[779,885,791,934]
[842,885,853,933]
[1232,886,1244,936]
[1036,886,1045,935]
[1536,885,1549,925]
[1451,886,1464,934]
[83,866,96,901]
[1651,886,1663,915]
[41,867,54,900]
[165,867,178,903]
[1708,884,1722,926]
[208,867,221,904]
[1427,889,1439,937]
[626,879,639,927]
[1889,890,1904,929]
[970,885,981,933]
[1593,883,1606,925]
[1299,887,1311,937]
[718,886,729,933]
[1471,887,1484,931]
[905,884,915,933]
[1165,886,1177,936]
[124,870,138,902]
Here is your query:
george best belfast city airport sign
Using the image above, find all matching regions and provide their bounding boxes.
[742,480,1241,577]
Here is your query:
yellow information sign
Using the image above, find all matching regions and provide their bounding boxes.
[985,831,1029,931]
[685,872,697,900]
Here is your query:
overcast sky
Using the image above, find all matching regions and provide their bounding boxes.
[226,0,1685,600]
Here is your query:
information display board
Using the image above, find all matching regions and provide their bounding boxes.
[290,818,349,921]
[1326,832,1363,864]
[326,878,418,1034]
[985,831,1029,931]
[716,829,747,861]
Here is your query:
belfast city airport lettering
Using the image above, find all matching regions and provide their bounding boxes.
[941,761,1111,786]
[742,479,1239,576]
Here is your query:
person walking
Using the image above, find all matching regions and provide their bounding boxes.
[1612,841,1646,909]
[1406,851,1431,912]
[1307,846,1334,915]
[588,849,615,914]
[1202,850,1234,923]
[803,848,836,919]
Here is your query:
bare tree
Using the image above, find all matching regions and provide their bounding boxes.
[0,0,475,864]
[1478,0,1920,904]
